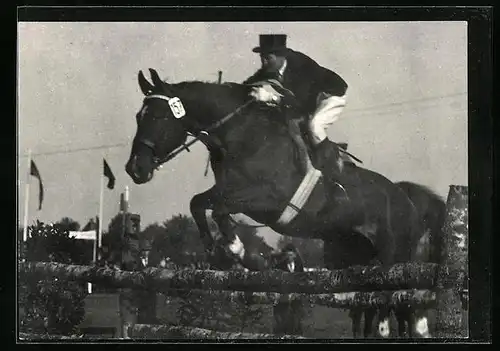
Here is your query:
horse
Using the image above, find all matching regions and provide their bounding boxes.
[373,181,446,338]
[125,69,422,309]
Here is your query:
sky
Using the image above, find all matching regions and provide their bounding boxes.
[17,21,468,248]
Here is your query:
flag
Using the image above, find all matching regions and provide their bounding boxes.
[30,160,43,210]
[103,158,115,189]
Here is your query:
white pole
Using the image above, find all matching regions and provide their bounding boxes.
[22,149,31,242]
[98,174,104,250]
[89,167,106,295]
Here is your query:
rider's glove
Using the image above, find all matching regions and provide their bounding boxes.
[249,84,284,105]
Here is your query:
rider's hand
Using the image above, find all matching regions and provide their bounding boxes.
[250,84,283,105]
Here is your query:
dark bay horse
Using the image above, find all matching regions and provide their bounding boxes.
[125,68,422,285]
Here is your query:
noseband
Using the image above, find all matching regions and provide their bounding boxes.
[138,92,254,169]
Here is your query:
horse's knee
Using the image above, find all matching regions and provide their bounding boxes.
[189,194,200,209]
[190,193,209,212]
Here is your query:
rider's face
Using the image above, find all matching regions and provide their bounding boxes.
[260,52,285,73]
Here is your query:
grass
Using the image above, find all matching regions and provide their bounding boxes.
[21,293,440,339]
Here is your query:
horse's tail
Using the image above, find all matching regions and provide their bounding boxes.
[395,181,446,264]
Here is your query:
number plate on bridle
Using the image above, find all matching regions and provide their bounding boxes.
[168,97,186,119]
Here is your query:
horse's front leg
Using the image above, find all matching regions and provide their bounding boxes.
[190,187,218,252]
[395,307,408,337]
[212,207,270,271]
[349,308,363,338]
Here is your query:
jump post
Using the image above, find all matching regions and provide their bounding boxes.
[18,185,468,340]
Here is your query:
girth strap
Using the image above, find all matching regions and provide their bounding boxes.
[276,168,323,226]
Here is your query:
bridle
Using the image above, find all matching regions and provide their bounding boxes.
[137,92,254,169]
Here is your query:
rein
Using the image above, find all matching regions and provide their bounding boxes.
[334,144,364,164]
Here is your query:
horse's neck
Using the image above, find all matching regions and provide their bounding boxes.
[222,108,292,157]
[182,82,302,175]
[182,82,249,133]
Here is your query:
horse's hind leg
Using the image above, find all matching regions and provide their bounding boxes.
[394,307,408,337]
[349,308,363,338]
[363,307,377,337]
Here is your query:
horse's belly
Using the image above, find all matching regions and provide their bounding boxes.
[269,179,329,239]
[271,221,325,239]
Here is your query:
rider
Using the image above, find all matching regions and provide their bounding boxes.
[243,34,349,180]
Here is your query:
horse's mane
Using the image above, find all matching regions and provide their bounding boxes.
[171,79,288,131]
[172,80,249,100]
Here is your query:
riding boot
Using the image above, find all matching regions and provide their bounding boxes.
[287,119,315,175]
[313,138,351,202]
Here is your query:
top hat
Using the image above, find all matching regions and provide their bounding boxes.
[252,34,288,54]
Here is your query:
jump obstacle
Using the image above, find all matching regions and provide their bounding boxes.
[18,185,468,340]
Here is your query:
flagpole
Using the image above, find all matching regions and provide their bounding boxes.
[89,165,105,295]
[95,172,104,262]
[98,174,104,251]
[22,149,31,242]
[120,186,129,270]
[125,185,129,208]
[122,185,129,237]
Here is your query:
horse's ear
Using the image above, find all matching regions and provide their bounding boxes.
[138,70,154,95]
[149,68,163,87]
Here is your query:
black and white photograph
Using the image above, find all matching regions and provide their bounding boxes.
[16,7,492,342]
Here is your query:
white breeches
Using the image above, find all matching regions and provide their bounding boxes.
[309,93,347,145]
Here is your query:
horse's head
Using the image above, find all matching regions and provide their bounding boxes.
[126,69,189,184]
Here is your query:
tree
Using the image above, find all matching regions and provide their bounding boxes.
[54,217,96,264]
[54,217,80,233]
[157,214,207,264]
[142,223,166,267]
[81,217,99,231]
[100,213,127,266]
